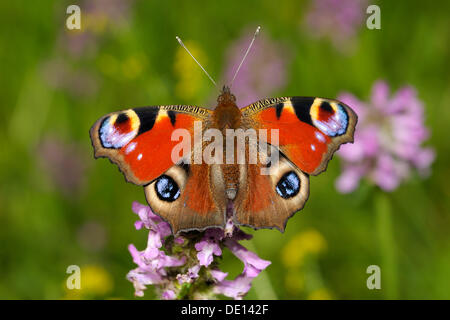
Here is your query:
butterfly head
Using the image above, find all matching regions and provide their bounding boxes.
[218,85,236,105]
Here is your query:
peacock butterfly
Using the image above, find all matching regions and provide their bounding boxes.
[90,28,357,235]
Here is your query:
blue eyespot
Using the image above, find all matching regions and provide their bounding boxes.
[312,103,349,137]
[276,171,300,199]
[99,114,137,149]
[155,175,180,202]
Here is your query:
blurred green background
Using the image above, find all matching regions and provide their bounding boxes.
[0,0,449,299]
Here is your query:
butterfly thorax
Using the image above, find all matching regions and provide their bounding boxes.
[213,86,242,131]
[211,86,242,201]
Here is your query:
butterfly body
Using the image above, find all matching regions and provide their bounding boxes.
[213,86,242,131]
[90,86,357,235]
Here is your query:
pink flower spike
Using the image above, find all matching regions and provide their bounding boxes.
[127,201,271,299]
[214,275,253,300]
[128,244,145,268]
[224,239,271,278]
[162,290,176,300]
[174,236,185,245]
[132,201,159,229]
[134,220,144,230]
[127,268,164,288]
[210,269,228,282]
[177,265,201,284]
[159,252,186,268]
[195,240,222,267]
[147,230,163,249]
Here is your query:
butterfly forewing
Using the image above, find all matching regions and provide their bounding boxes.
[241,96,357,175]
[90,105,211,185]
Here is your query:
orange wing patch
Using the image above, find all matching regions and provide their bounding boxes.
[90,105,211,185]
[119,113,198,183]
[242,97,357,175]
[256,102,331,174]
[234,149,310,232]
[144,163,226,235]
[181,163,217,216]
[242,163,273,214]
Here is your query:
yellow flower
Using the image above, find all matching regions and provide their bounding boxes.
[174,41,208,100]
[122,54,146,80]
[281,229,327,268]
[63,265,113,299]
[284,270,304,294]
[81,265,113,295]
[98,53,146,80]
[307,288,333,300]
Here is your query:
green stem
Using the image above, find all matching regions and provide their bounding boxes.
[374,191,399,299]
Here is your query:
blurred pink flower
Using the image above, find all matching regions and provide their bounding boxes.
[127,201,271,300]
[77,220,107,252]
[84,0,134,24]
[41,0,135,97]
[38,136,89,195]
[304,0,368,48]
[336,81,435,193]
[161,290,176,300]
[223,28,288,107]
[41,58,99,97]
[61,0,134,58]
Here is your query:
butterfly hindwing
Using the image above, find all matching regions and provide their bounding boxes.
[144,162,227,234]
[234,144,309,232]
[241,96,357,175]
[90,105,211,185]
[231,96,356,231]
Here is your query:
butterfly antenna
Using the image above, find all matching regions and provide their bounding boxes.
[230,26,261,88]
[175,36,217,88]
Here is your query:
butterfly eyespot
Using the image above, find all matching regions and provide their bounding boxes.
[99,110,140,149]
[116,112,129,124]
[155,175,180,202]
[310,100,348,137]
[276,171,300,199]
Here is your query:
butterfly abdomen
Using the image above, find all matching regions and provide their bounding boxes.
[209,87,244,201]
